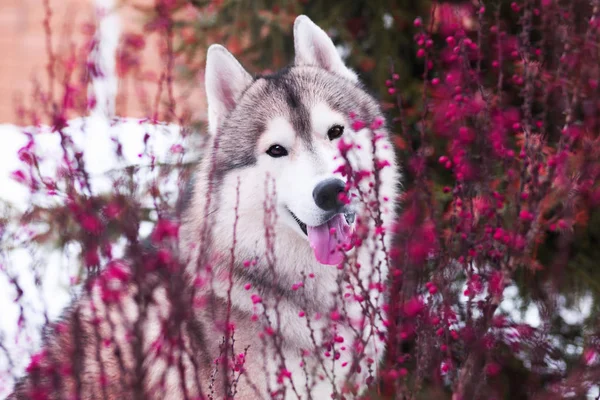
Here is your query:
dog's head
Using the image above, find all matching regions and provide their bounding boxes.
[202,15,396,265]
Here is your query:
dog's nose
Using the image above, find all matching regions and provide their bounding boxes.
[313,178,346,212]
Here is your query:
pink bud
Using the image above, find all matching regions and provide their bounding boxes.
[351,120,366,131]
[251,294,262,304]
[519,210,534,222]
[485,362,501,376]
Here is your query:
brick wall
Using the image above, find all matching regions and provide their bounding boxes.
[0,0,92,123]
[0,0,205,125]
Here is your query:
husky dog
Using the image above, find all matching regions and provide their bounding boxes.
[11,15,398,399]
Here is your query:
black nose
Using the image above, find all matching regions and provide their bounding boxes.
[313,178,346,212]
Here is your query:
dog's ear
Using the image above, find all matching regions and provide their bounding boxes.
[205,45,253,135]
[293,15,358,82]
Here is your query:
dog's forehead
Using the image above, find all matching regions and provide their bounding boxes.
[242,67,379,136]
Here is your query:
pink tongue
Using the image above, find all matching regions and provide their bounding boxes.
[307,214,354,265]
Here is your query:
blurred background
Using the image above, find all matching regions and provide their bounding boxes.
[0,0,205,124]
[0,0,599,398]
[0,0,431,124]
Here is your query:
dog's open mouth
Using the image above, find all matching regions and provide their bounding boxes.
[289,210,308,236]
[288,209,356,265]
[288,210,356,236]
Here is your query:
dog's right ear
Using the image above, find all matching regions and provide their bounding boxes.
[205,45,253,135]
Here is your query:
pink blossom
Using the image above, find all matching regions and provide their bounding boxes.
[151,219,179,243]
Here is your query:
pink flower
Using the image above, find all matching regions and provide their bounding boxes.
[26,351,47,373]
[251,294,262,304]
[403,297,424,318]
[151,219,179,243]
[519,210,534,222]
[81,214,102,234]
[351,120,366,131]
[485,362,501,376]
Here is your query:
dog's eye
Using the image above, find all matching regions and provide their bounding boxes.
[266,145,288,158]
[327,125,344,140]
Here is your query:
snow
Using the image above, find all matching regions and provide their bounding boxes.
[0,117,193,396]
